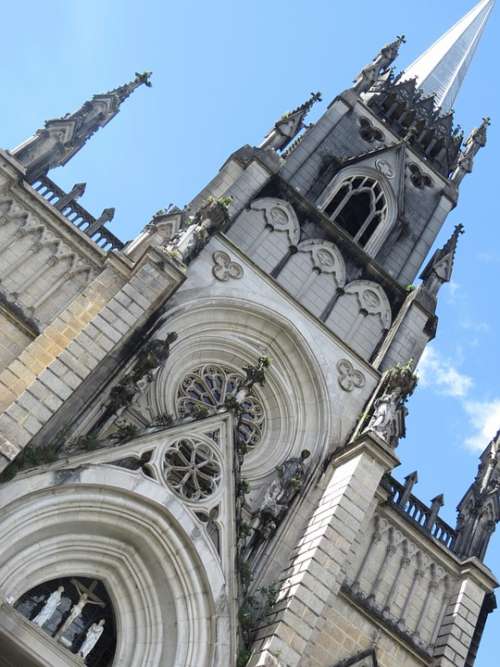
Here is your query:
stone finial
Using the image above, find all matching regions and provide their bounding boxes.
[353,35,406,94]
[420,224,464,298]
[451,117,491,186]
[454,430,500,561]
[400,471,419,507]
[259,91,322,152]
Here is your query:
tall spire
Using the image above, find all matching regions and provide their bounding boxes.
[11,72,152,182]
[402,0,495,112]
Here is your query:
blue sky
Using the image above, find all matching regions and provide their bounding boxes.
[2,0,499,663]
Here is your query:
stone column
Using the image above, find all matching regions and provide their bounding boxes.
[248,432,399,667]
[433,561,498,667]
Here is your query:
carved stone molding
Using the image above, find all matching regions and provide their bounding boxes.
[212,251,244,281]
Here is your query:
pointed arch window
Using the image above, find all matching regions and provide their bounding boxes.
[317,166,398,257]
[323,175,388,248]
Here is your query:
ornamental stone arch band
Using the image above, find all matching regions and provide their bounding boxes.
[325,280,392,361]
[227,197,300,274]
[276,239,346,319]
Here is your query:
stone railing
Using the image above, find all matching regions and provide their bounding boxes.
[32,176,124,251]
[384,474,456,550]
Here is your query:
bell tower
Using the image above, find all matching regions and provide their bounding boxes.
[0,3,497,667]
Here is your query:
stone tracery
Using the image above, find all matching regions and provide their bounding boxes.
[176,364,266,451]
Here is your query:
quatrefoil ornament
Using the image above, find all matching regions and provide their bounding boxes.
[212,251,244,281]
[337,359,366,392]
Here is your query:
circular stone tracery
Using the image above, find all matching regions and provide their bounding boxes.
[163,438,222,501]
[176,364,266,450]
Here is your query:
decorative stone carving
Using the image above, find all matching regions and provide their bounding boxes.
[176,364,265,450]
[364,362,417,448]
[337,359,366,392]
[375,159,394,179]
[32,586,64,628]
[212,250,244,281]
[163,437,222,501]
[78,619,105,658]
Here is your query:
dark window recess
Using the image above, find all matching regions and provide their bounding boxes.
[336,191,372,237]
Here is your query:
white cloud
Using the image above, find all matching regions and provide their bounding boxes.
[417,346,500,452]
[464,400,500,451]
[418,347,473,398]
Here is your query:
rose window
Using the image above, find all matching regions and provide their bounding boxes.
[176,365,266,450]
[163,438,222,501]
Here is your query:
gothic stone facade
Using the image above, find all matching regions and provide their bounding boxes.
[0,4,498,667]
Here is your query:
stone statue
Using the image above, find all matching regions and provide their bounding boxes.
[78,618,105,658]
[33,586,64,627]
[164,197,231,265]
[106,332,178,416]
[56,593,88,640]
[131,332,178,383]
[366,392,403,446]
[364,362,417,448]
[257,450,311,541]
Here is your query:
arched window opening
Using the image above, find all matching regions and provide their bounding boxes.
[324,176,388,249]
[15,577,116,666]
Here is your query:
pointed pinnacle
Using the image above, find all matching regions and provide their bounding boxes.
[405,471,419,484]
[431,494,445,507]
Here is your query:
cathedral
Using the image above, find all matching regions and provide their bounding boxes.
[0,1,498,666]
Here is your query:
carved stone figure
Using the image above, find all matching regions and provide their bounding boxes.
[32,586,64,628]
[106,332,178,416]
[257,450,311,541]
[364,362,417,448]
[164,198,231,265]
[78,618,106,658]
[56,593,88,640]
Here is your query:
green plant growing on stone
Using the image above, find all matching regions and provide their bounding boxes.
[0,443,59,483]
[191,404,210,419]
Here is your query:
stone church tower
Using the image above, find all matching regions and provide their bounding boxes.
[0,2,497,666]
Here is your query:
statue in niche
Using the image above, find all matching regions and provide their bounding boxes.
[32,586,64,628]
[365,361,417,448]
[78,618,106,659]
[249,450,311,549]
